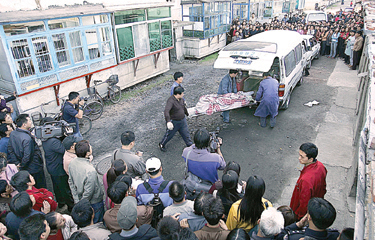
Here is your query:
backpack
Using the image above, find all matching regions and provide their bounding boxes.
[143,180,169,228]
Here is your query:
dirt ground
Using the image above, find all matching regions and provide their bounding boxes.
[87,56,229,168]
[86,53,337,208]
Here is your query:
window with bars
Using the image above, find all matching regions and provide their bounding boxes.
[52,33,71,67]
[31,36,53,73]
[10,39,35,78]
[2,14,115,93]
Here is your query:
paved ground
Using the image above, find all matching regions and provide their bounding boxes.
[85,51,357,230]
[72,0,359,230]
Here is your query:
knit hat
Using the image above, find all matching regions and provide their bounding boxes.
[117,196,138,230]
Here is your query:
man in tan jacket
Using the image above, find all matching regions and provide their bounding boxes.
[352,31,363,70]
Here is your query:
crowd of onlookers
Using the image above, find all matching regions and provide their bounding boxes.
[0,110,356,240]
[0,6,363,240]
[228,8,364,70]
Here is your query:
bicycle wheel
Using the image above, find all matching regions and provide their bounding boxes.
[78,115,92,135]
[109,85,122,104]
[83,101,103,121]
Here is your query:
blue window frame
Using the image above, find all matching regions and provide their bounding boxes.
[182,1,231,39]
[0,13,115,94]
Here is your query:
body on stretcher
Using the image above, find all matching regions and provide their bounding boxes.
[187,91,257,118]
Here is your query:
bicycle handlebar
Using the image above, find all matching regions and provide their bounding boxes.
[93,80,102,85]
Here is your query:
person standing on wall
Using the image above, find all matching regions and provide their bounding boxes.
[217,69,238,123]
[159,86,192,152]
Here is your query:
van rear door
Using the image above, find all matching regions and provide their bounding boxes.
[214,41,277,72]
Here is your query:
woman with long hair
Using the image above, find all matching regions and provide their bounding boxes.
[329,28,340,58]
[339,27,350,58]
[226,175,272,232]
[216,170,242,218]
[103,159,127,209]
[208,161,242,194]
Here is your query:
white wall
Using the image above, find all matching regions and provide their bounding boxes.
[183,33,226,59]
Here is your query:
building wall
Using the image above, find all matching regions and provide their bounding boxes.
[0,37,14,92]
[18,50,170,113]
[183,33,226,59]
[174,27,185,61]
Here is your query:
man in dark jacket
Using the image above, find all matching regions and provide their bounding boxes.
[217,69,238,123]
[6,191,44,240]
[108,196,158,240]
[41,117,74,212]
[7,114,46,189]
[159,86,192,152]
[279,198,339,240]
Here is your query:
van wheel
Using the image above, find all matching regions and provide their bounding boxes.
[307,60,312,69]
[280,94,290,110]
[297,77,303,86]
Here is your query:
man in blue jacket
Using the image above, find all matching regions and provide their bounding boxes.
[254,72,279,128]
[136,157,173,207]
[217,69,238,123]
[170,72,184,96]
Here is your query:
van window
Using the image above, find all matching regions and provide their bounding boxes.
[224,41,277,53]
[295,44,302,64]
[285,50,296,77]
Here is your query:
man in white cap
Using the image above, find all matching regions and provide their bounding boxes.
[135,157,173,207]
[108,196,158,240]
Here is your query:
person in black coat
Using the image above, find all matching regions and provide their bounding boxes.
[276,198,339,240]
[7,114,46,189]
[41,117,74,211]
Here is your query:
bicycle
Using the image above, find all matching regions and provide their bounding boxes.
[82,97,103,121]
[31,99,92,135]
[87,74,122,105]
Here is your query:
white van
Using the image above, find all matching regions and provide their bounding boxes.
[214,30,304,109]
[302,35,320,69]
[305,11,327,23]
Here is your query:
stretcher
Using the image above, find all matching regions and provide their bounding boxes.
[187,91,256,118]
